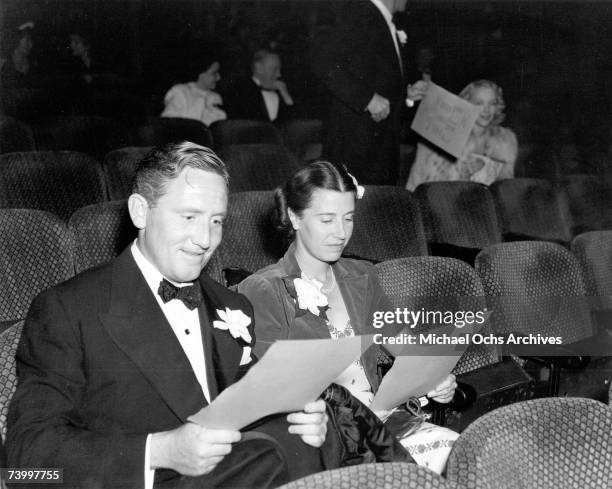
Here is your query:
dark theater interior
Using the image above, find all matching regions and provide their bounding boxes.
[0,1,611,488]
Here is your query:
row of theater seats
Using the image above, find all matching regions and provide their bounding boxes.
[0,115,323,161]
[0,142,611,247]
[1,204,611,435]
[277,395,612,489]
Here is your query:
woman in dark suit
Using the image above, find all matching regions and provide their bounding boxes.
[238,161,458,473]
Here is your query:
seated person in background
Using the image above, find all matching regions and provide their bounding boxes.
[6,142,339,489]
[1,22,38,88]
[406,79,517,191]
[222,48,294,123]
[238,161,459,474]
[161,53,227,126]
[66,32,94,85]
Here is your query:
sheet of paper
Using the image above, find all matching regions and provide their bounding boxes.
[369,325,472,411]
[188,335,373,429]
[411,82,482,158]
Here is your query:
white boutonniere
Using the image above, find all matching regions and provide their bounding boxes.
[213,307,252,344]
[293,274,329,316]
[397,30,407,46]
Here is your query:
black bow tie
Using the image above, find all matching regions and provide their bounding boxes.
[158,279,203,310]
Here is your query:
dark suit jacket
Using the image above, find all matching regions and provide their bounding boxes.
[6,247,254,489]
[312,0,408,185]
[237,243,392,394]
[222,77,291,123]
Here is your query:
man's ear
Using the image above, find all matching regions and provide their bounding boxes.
[288,208,300,230]
[128,193,149,230]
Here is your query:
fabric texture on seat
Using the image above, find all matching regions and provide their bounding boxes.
[475,241,593,344]
[572,230,612,301]
[416,181,502,249]
[210,119,282,146]
[103,146,152,200]
[446,397,612,489]
[491,178,572,243]
[0,117,35,154]
[0,210,74,321]
[217,144,301,192]
[214,191,286,283]
[0,321,24,442]
[344,186,427,261]
[136,117,213,148]
[0,151,107,220]
[375,257,497,375]
[32,116,134,157]
[69,200,137,273]
[278,462,455,489]
[561,174,612,235]
[279,119,323,163]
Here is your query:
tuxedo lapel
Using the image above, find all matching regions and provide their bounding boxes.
[99,249,207,422]
[366,0,404,79]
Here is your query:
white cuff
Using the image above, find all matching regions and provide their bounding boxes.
[144,434,156,489]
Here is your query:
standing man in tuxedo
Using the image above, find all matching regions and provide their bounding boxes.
[223,48,294,123]
[6,142,335,489]
[312,0,428,185]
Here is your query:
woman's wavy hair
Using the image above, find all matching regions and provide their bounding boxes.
[274,160,357,242]
[459,79,506,126]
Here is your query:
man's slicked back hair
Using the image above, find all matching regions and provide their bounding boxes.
[132,141,229,205]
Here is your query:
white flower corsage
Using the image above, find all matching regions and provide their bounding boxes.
[294,275,329,316]
[397,30,407,46]
[213,307,252,344]
[344,167,365,199]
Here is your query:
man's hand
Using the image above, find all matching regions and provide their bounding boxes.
[427,374,457,404]
[366,93,390,122]
[406,80,429,102]
[273,80,294,105]
[150,423,241,476]
[286,400,328,448]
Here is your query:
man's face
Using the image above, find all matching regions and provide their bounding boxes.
[254,54,281,89]
[130,168,228,283]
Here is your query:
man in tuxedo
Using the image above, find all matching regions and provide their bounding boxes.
[6,142,334,489]
[312,0,428,185]
[223,49,294,123]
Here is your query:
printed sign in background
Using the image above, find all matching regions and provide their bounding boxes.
[411,82,482,158]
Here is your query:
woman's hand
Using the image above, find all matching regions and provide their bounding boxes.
[286,400,328,447]
[427,374,457,404]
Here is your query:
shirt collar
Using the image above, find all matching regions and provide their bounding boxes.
[370,0,394,27]
[131,240,193,297]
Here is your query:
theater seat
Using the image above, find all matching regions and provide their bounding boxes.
[217,144,301,192]
[0,151,107,220]
[32,116,134,158]
[103,146,152,200]
[560,174,612,235]
[0,210,74,322]
[279,119,323,163]
[491,178,572,244]
[210,119,282,147]
[344,186,427,262]
[136,117,213,148]
[446,397,612,489]
[278,462,455,489]
[0,116,35,154]
[416,181,502,265]
[0,320,23,442]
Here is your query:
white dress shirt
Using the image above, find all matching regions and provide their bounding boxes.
[130,241,211,489]
[369,0,402,62]
[252,76,280,121]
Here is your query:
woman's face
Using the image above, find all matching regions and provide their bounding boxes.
[290,189,355,265]
[471,86,497,129]
[70,35,87,57]
[197,61,221,90]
